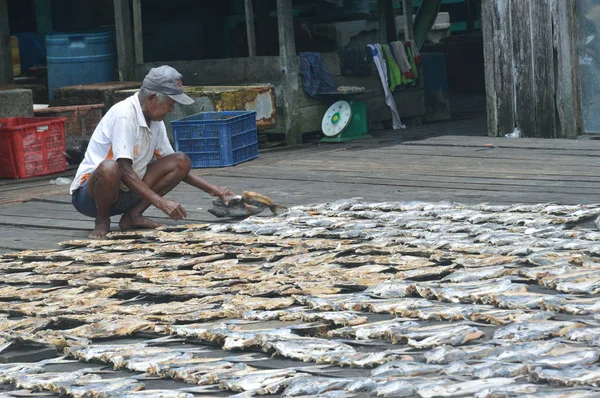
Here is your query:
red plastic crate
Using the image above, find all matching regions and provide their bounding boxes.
[0,117,67,179]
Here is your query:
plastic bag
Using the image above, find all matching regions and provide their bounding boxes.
[505,128,521,138]
[49,177,72,186]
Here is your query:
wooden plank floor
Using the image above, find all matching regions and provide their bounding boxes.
[1,108,600,253]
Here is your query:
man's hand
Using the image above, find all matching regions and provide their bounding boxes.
[213,186,234,205]
[157,198,187,220]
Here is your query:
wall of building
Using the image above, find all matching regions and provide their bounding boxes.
[135,53,425,135]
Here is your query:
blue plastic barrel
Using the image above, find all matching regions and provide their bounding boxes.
[46,32,116,101]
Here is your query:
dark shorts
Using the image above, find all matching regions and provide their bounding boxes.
[72,180,142,218]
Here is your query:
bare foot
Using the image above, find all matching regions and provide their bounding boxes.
[119,213,163,231]
[89,220,111,240]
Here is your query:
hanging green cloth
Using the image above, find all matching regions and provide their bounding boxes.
[382,45,403,91]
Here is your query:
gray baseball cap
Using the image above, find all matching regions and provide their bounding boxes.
[142,65,194,105]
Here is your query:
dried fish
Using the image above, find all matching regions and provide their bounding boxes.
[259,335,356,362]
[528,348,600,369]
[395,323,484,348]
[122,391,194,398]
[59,377,145,397]
[328,320,419,340]
[470,309,554,325]
[472,383,539,397]
[490,292,560,310]
[418,377,517,398]
[364,281,415,298]
[541,297,600,315]
[164,361,255,386]
[565,327,600,345]
[219,369,298,393]
[370,361,443,378]
[511,389,600,397]
[443,360,527,379]
[261,310,368,326]
[63,318,154,339]
[375,377,449,398]
[281,376,376,397]
[493,321,585,342]
[530,366,600,387]
[209,192,284,219]
[415,278,528,304]
[441,266,510,283]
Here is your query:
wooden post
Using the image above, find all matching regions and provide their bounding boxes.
[552,0,582,138]
[482,0,515,137]
[0,0,12,85]
[465,0,474,33]
[35,0,53,35]
[132,0,144,64]
[402,0,414,41]
[378,0,396,43]
[482,0,497,137]
[113,0,135,81]
[245,0,257,57]
[277,0,302,146]
[256,0,270,56]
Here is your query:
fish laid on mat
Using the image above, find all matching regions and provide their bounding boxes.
[159,361,255,385]
[57,377,145,398]
[245,310,367,326]
[470,309,554,326]
[258,335,356,362]
[530,366,600,387]
[12,371,102,394]
[527,348,600,369]
[443,360,528,379]
[418,377,518,398]
[493,321,585,342]
[282,376,376,397]
[364,281,415,298]
[395,323,485,349]
[540,296,600,315]
[370,361,443,378]
[123,391,194,398]
[328,320,419,340]
[425,340,549,365]
[209,191,285,219]
[375,377,450,398]
[62,318,155,339]
[219,369,299,394]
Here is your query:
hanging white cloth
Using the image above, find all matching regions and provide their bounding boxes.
[390,41,412,74]
[367,44,406,130]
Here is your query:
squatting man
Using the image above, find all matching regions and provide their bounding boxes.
[70,66,233,239]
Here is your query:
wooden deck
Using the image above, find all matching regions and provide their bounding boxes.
[1,108,600,253]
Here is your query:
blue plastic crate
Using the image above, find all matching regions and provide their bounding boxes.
[171,111,259,168]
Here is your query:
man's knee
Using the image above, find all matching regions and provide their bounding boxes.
[173,152,191,174]
[95,160,121,182]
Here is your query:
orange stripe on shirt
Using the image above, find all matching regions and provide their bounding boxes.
[80,146,113,186]
[154,150,163,159]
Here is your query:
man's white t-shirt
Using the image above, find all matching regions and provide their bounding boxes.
[70,93,174,194]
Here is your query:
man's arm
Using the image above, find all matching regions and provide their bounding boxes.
[117,158,187,220]
[184,173,233,204]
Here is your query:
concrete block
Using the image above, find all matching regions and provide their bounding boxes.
[0,89,34,118]
[0,84,47,104]
[53,81,141,114]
